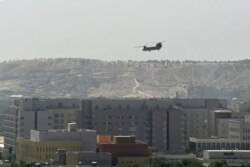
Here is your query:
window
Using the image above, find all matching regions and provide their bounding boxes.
[106,105,111,109]
[57,102,63,108]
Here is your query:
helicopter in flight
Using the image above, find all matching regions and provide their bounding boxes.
[134,41,165,52]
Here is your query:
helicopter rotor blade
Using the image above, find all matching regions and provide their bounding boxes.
[134,46,144,48]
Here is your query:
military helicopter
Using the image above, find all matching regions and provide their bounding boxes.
[134,41,165,52]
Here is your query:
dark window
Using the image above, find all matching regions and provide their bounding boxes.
[57,102,63,108]
[224,152,228,155]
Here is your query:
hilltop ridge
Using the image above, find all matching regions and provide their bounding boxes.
[0,58,249,99]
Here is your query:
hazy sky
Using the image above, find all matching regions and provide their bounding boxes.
[0,0,250,61]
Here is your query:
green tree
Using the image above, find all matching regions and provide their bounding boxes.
[208,160,228,167]
[182,159,204,167]
[149,158,204,167]
[19,160,27,167]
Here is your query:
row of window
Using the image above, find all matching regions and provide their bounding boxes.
[94,105,166,110]
[93,115,138,120]
[243,129,250,133]
[197,142,250,150]
[36,146,81,153]
[243,136,250,140]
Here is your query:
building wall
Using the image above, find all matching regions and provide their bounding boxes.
[228,119,250,141]
[3,98,80,155]
[16,138,83,162]
[235,102,250,112]
[204,150,250,160]
[47,109,76,130]
[77,98,227,152]
[118,157,149,166]
[228,120,242,140]
[151,110,168,151]
[168,109,182,151]
[232,112,250,119]
[30,129,96,152]
[217,119,229,138]
[182,108,208,140]
[2,106,18,155]
[189,137,250,153]
[98,143,149,165]
[97,135,112,144]
[19,111,36,137]
[208,110,232,137]
[66,152,112,166]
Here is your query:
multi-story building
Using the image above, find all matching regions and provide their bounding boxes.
[16,123,96,162]
[216,119,230,138]
[98,136,149,165]
[54,151,112,167]
[182,108,209,140]
[189,137,250,153]
[228,116,250,140]
[235,102,250,112]
[189,106,250,155]
[3,98,80,155]
[203,150,250,166]
[208,110,232,137]
[76,98,227,152]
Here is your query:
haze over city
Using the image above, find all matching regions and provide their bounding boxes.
[2,1,250,166]
[0,0,250,62]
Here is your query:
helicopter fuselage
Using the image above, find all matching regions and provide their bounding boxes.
[142,43,162,52]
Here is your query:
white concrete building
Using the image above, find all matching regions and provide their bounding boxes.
[189,137,250,153]
[204,150,250,160]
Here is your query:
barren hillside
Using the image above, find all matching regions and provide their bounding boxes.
[0,59,249,99]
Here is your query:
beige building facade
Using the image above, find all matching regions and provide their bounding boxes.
[16,125,96,163]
